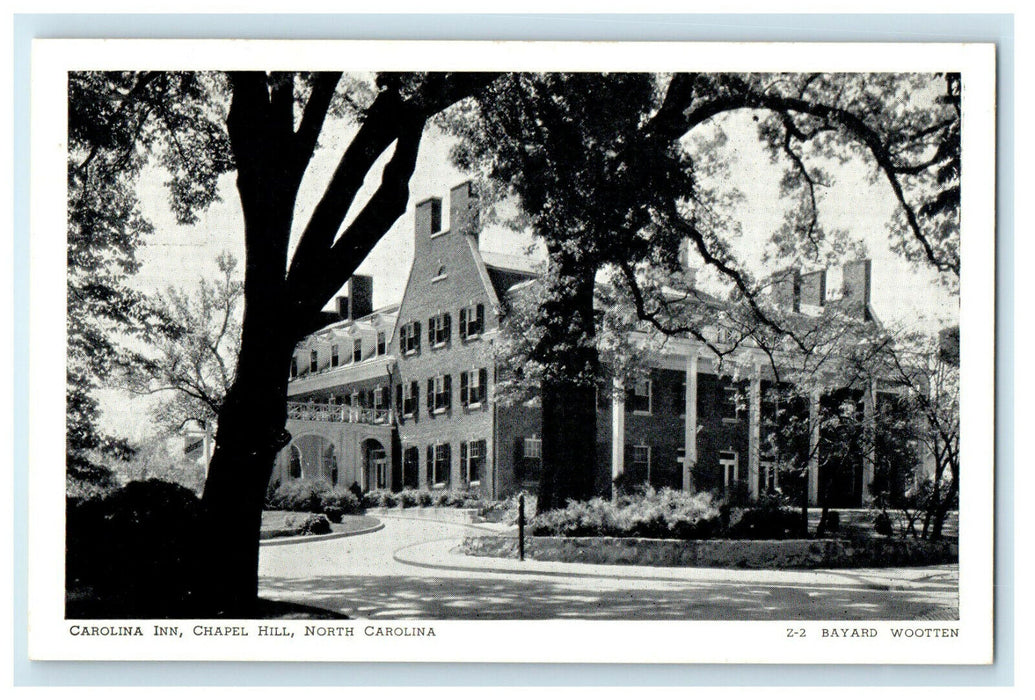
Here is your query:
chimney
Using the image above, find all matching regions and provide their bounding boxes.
[336,275,374,321]
[415,196,443,241]
[677,238,698,288]
[841,259,872,320]
[800,269,826,308]
[772,268,801,312]
[450,180,480,243]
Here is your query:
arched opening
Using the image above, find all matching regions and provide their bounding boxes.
[362,438,388,491]
[290,434,338,486]
[288,444,302,479]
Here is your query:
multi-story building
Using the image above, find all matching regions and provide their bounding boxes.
[272,181,908,508]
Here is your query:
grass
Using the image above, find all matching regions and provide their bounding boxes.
[260,510,380,540]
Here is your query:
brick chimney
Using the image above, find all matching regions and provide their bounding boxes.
[771,268,801,312]
[335,275,373,320]
[800,269,826,309]
[841,259,872,320]
[449,181,479,243]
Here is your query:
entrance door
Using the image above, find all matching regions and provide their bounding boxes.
[364,441,388,491]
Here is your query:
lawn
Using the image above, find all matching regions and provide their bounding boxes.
[260,511,380,540]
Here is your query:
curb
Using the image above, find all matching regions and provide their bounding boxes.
[260,520,384,547]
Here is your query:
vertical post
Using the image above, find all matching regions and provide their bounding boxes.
[748,363,761,502]
[862,380,876,506]
[808,388,821,507]
[518,494,525,562]
[684,350,699,493]
[611,376,626,502]
[202,421,213,478]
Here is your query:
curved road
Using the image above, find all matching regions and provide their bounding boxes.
[258,516,958,621]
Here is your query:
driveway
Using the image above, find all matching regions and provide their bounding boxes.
[258,515,958,621]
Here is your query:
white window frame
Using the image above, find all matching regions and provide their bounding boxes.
[376,331,386,356]
[460,303,484,339]
[632,444,651,482]
[719,450,739,488]
[353,338,363,363]
[631,379,652,415]
[722,386,740,423]
[330,344,339,367]
[309,349,318,373]
[431,265,448,282]
[464,368,484,408]
[430,313,450,347]
[401,322,420,355]
[433,443,450,487]
[464,440,485,486]
[524,436,542,460]
[433,375,449,414]
[402,382,417,417]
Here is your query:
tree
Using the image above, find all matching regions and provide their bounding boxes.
[125,251,243,433]
[446,72,960,510]
[70,71,499,614]
[67,72,232,487]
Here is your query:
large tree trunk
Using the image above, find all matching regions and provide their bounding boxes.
[536,258,599,512]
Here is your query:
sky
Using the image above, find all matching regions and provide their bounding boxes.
[99,93,959,444]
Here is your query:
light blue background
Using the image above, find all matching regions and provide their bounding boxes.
[12,12,1014,687]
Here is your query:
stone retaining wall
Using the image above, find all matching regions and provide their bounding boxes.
[368,506,478,524]
[461,535,957,569]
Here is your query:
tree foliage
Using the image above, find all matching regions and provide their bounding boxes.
[125,252,243,432]
[66,72,232,482]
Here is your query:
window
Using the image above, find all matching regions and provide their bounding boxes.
[717,326,733,344]
[461,440,486,485]
[760,454,778,493]
[429,199,442,235]
[673,380,686,415]
[722,386,740,421]
[426,443,451,488]
[631,444,651,470]
[431,265,448,282]
[373,387,387,411]
[330,344,339,367]
[523,436,542,460]
[461,368,488,408]
[427,374,452,414]
[309,350,318,373]
[719,450,739,488]
[676,447,686,467]
[459,303,485,339]
[428,312,451,347]
[403,447,420,489]
[376,331,386,356]
[353,338,362,363]
[398,381,419,417]
[400,321,421,355]
[629,379,652,414]
[290,356,298,379]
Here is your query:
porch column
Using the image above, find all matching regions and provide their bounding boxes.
[748,363,761,501]
[808,388,821,506]
[862,380,876,505]
[611,376,626,500]
[683,350,699,492]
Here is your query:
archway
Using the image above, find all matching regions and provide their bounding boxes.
[291,434,339,486]
[288,444,302,479]
[362,438,388,491]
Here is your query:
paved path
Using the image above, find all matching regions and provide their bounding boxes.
[258,515,958,621]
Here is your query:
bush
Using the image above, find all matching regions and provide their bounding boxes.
[398,489,420,508]
[323,506,344,523]
[874,511,894,537]
[265,480,326,513]
[299,514,332,535]
[319,488,362,516]
[66,479,204,618]
[726,495,805,539]
[531,488,720,540]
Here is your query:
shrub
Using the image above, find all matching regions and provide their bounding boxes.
[398,489,420,508]
[531,488,720,540]
[323,506,344,524]
[266,480,326,513]
[726,496,805,539]
[377,490,400,508]
[874,511,894,537]
[299,514,332,535]
[417,489,434,507]
[319,488,362,516]
[66,479,204,618]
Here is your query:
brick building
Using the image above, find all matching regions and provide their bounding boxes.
[273,181,905,508]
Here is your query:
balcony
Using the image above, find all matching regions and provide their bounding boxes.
[287,401,393,425]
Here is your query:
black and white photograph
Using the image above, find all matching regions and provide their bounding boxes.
[27,39,995,664]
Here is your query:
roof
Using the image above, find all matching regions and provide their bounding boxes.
[479,250,540,275]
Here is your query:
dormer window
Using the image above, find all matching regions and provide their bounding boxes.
[459,303,485,340]
[309,350,318,373]
[330,344,339,367]
[353,338,362,363]
[376,331,386,356]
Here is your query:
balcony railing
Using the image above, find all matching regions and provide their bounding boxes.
[287,401,393,426]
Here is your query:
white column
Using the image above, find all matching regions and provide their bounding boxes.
[202,422,213,478]
[611,376,626,499]
[748,364,761,501]
[862,380,876,506]
[808,388,821,506]
[683,351,699,492]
